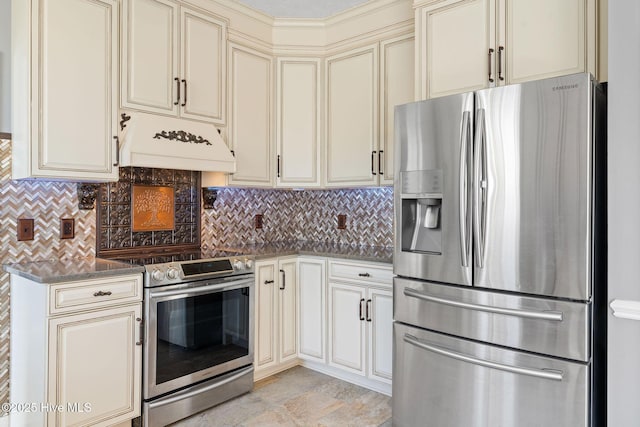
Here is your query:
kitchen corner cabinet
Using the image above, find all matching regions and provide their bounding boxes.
[415,0,599,99]
[325,35,414,187]
[327,260,393,386]
[254,257,298,379]
[298,257,327,362]
[10,273,143,427]
[11,0,119,181]
[275,58,322,188]
[227,43,274,187]
[121,0,227,124]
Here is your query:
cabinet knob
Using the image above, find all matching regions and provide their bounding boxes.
[358,272,371,278]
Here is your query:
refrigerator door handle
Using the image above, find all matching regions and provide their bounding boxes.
[403,334,564,381]
[473,108,487,268]
[459,111,472,267]
[403,288,564,321]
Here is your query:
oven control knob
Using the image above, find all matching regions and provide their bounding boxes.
[166,267,180,280]
[151,269,165,281]
[233,259,245,270]
[245,259,253,269]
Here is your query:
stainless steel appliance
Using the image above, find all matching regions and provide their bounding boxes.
[393,73,607,426]
[137,254,255,427]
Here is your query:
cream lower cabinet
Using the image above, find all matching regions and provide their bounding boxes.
[297,257,327,362]
[415,0,601,99]
[10,273,143,427]
[327,260,393,389]
[254,257,298,379]
[11,0,119,181]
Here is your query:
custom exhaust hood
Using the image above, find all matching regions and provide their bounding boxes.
[119,111,236,173]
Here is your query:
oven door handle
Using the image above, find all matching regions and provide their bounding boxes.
[148,365,255,408]
[149,278,253,298]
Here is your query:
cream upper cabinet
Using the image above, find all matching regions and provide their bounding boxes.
[11,0,119,181]
[325,44,379,187]
[121,0,227,124]
[415,0,600,99]
[276,57,322,188]
[228,43,274,187]
[379,34,415,185]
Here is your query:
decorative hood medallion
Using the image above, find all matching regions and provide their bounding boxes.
[119,111,236,173]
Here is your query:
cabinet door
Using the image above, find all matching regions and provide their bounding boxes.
[298,258,326,362]
[367,288,393,384]
[121,0,179,115]
[418,0,494,99]
[276,58,322,187]
[379,34,414,184]
[228,43,273,187]
[328,282,366,376]
[503,0,586,84]
[180,7,226,124]
[47,304,141,427]
[255,261,277,370]
[278,258,298,363]
[325,44,378,186]
[19,0,119,181]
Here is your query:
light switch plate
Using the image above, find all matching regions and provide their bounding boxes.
[337,214,347,229]
[254,214,264,229]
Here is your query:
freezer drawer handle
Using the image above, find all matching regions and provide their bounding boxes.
[403,288,563,321]
[403,334,563,381]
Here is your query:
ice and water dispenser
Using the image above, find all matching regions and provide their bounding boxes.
[400,169,443,254]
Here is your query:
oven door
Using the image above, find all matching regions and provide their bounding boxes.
[144,276,254,399]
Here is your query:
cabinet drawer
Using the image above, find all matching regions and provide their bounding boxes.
[49,274,142,315]
[328,260,392,286]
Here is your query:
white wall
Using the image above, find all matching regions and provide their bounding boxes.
[0,0,10,133]
[608,1,640,425]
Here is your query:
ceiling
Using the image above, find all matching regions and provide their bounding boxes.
[234,0,371,18]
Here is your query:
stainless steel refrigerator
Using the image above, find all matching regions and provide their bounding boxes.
[392,73,606,427]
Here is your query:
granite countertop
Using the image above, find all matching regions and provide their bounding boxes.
[205,241,393,264]
[3,257,145,284]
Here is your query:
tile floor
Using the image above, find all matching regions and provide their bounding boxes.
[171,366,392,426]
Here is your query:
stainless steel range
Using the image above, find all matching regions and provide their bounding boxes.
[136,254,255,427]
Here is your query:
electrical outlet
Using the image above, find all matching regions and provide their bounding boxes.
[17,218,34,241]
[60,218,75,239]
[254,214,263,229]
[337,214,347,229]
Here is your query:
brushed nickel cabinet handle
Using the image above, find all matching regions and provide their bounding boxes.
[93,290,112,297]
[488,48,494,83]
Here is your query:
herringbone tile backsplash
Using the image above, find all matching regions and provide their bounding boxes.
[201,187,393,250]
[0,137,393,413]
